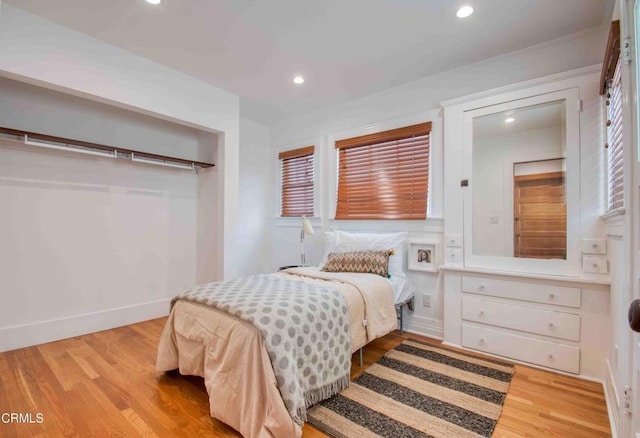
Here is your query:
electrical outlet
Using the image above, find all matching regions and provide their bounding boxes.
[423,293,432,308]
[445,234,462,248]
[445,248,463,264]
[582,239,607,255]
[582,256,608,274]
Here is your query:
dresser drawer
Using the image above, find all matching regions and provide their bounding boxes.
[462,297,580,341]
[462,276,581,308]
[461,324,580,374]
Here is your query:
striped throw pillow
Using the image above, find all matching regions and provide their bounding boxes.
[321,250,391,277]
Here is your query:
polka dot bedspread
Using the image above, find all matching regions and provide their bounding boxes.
[173,274,352,425]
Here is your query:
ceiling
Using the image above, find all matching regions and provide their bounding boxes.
[7,0,614,124]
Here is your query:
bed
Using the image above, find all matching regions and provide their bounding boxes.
[156,231,415,438]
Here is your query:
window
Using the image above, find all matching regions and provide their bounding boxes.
[335,122,431,220]
[606,59,624,210]
[279,146,314,217]
[601,20,623,211]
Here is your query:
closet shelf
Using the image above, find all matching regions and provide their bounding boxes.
[0,126,215,170]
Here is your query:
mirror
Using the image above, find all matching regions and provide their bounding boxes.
[471,100,567,260]
[459,87,581,276]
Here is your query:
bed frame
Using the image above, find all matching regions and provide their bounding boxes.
[356,295,414,367]
[395,295,415,335]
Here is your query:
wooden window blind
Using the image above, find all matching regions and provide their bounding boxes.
[279,146,315,217]
[599,20,620,95]
[335,122,431,220]
[606,58,624,211]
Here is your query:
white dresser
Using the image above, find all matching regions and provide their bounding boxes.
[443,269,609,378]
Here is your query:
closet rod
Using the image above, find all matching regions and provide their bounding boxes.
[0,126,215,168]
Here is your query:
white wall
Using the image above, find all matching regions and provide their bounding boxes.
[268,26,608,339]
[236,117,272,276]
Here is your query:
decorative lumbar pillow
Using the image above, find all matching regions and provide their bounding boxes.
[321,249,391,277]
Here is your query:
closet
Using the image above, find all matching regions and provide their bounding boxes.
[0,77,218,352]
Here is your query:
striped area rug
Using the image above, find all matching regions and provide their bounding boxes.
[307,338,515,438]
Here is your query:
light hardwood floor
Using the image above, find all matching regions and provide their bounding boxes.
[0,318,611,437]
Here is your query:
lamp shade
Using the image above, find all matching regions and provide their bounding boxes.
[302,217,314,235]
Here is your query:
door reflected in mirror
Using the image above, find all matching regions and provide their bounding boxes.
[472,100,567,260]
[513,159,566,259]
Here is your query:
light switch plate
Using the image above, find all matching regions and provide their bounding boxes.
[582,239,607,255]
[582,256,608,274]
[445,248,463,264]
[445,234,462,248]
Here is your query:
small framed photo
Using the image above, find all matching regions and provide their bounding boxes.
[407,240,439,272]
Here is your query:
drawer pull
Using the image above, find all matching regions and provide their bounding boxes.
[479,338,486,345]
[478,284,485,291]
[548,353,554,360]
[548,322,554,328]
[479,310,485,317]
[549,293,555,300]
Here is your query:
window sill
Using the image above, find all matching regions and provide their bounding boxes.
[601,207,625,237]
[274,216,321,228]
[601,207,625,222]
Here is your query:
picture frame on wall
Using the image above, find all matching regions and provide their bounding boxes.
[407,239,439,272]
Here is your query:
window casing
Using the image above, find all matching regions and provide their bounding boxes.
[335,122,431,220]
[279,146,315,217]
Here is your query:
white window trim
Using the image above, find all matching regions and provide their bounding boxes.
[273,137,323,224]
[327,108,443,222]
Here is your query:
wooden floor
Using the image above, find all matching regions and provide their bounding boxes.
[0,318,611,437]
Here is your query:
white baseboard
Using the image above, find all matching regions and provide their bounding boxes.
[603,359,620,438]
[0,299,171,353]
[402,315,444,340]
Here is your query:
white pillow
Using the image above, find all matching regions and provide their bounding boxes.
[318,231,335,269]
[333,231,408,277]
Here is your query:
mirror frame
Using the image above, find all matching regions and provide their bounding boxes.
[462,88,581,276]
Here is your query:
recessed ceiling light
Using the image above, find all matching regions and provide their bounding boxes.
[505,117,515,123]
[456,5,474,18]
[146,0,161,5]
[293,76,305,85]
